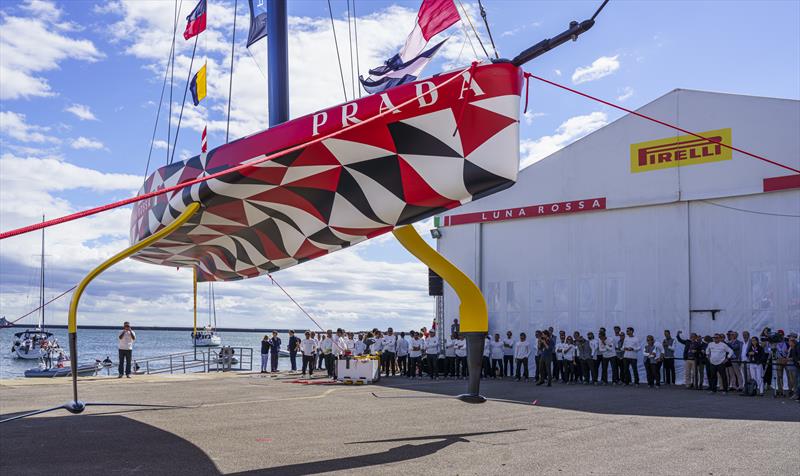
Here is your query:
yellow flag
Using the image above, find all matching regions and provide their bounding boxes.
[191,63,207,106]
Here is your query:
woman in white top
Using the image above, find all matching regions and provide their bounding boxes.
[482,335,493,378]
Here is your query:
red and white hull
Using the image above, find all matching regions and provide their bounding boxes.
[130,62,523,281]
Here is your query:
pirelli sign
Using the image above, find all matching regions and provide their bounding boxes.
[630,128,732,173]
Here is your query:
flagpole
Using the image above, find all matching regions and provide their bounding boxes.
[267,0,289,126]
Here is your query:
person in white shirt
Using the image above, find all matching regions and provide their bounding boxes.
[344,332,356,355]
[598,333,617,385]
[562,336,577,384]
[372,331,384,356]
[353,334,366,356]
[706,333,734,394]
[482,335,492,378]
[329,328,346,379]
[454,334,468,378]
[445,334,457,378]
[315,333,325,371]
[587,331,599,384]
[502,331,515,378]
[382,328,398,376]
[118,321,136,378]
[643,335,664,388]
[623,327,642,386]
[321,331,335,378]
[300,331,318,376]
[396,332,409,376]
[554,331,567,382]
[490,333,505,379]
[425,330,440,379]
[408,332,424,378]
[514,332,531,381]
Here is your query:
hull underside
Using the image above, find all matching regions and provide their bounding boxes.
[130,63,523,282]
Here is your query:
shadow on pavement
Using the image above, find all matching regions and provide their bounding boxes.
[0,414,218,476]
[372,377,800,422]
[232,429,525,476]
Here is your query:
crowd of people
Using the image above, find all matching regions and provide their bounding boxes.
[260,323,799,401]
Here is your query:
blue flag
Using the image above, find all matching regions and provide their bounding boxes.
[247,0,268,47]
[359,40,446,94]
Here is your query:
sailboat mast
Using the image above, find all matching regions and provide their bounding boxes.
[267,0,289,126]
[211,282,217,330]
[39,215,45,330]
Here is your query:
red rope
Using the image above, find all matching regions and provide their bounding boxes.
[0,64,476,241]
[528,73,800,175]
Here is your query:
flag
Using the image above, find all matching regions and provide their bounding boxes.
[246,0,268,47]
[184,0,207,40]
[360,0,458,93]
[400,0,459,62]
[190,63,207,106]
[360,40,446,94]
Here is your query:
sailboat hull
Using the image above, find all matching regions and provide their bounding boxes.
[130,63,523,282]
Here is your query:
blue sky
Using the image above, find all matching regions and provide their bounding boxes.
[1,0,798,330]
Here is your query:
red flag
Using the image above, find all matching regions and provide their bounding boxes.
[417,0,459,41]
[184,0,207,40]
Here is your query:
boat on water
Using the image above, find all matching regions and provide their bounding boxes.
[0,317,13,328]
[193,326,222,347]
[11,218,53,360]
[24,344,102,378]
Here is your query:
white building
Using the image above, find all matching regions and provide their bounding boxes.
[435,89,799,342]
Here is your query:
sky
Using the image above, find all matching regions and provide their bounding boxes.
[1,0,799,331]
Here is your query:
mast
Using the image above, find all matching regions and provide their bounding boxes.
[39,215,45,331]
[211,282,217,331]
[267,0,289,126]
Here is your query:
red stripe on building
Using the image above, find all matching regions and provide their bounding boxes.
[763,174,800,192]
[442,197,607,227]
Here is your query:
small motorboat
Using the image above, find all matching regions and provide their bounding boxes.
[23,347,102,378]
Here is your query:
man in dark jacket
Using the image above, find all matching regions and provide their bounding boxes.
[260,335,271,374]
[676,331,698,388]
[287,330,300,371]
[269,331,281,372]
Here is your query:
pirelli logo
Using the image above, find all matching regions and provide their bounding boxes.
[630,128,732,173]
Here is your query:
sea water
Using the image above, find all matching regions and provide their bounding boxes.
[0,327,295,379]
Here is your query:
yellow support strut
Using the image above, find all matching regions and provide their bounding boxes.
[66,202,200,407]
[392,224,488,402]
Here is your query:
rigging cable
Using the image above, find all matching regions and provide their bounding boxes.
[455,0,489,59]
[226,0,238,144]
[168,34,200,165]
[698,200,800,218]
[0,62,477,240]
[352,0,361,98]
[142,53,170,183]
[346,0,355,99]
[8,286,77,326]
[477,0,499,59]
[526,73,800,175]
[327,0,349,101]
[167,0,180,164]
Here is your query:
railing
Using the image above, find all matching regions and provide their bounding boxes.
[133,350,209,375]
[206,347,253,372]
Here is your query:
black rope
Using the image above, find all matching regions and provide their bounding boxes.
[456,0,489,59]
[143,42,172,183]
[327,0,348,101]
[226,0,238,144]
[352,0,361,98]
[8,286,76,325]
[591,0,611,21]
[169,35,199,165]
[167,0,179,164]
[477,0,499,59]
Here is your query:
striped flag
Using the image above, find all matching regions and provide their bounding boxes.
[359,0,459,93]
[184,0,207,40]
[201,125,208,160]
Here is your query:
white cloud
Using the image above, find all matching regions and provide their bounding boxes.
[70,136,105,150]
[554,69,561,76]
[519,112,608,168]
[617,86,634,102]
[152,139,168,150]
[0,111,58,143]
[571,55,620,84]
[0,0,104,100]
[522,111,546,125]
[64,103,98,121]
